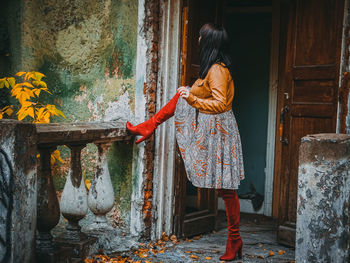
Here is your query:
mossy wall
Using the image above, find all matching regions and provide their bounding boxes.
[4,0,139,228]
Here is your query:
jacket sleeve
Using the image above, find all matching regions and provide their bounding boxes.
[185,64,229,114]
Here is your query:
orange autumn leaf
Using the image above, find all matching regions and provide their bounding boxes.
[185,251,192,254]
[144,190,152,199]
[190,254,199,259]
[278,250,286,255]
[205,256,212,260]
[269,250,275,256]
[193,235,202,240]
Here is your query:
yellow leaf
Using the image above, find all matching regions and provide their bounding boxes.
[34,72,45,80]
[0,112,3,119]
[4,80,9,88]
[12,87,34,104]
[33,88,41,97]
[0,81,4,89]
[138,252,148,258]
[25,72,35,81]
[22,82,34,88]
[46,104,66,118]
[15,71,26,76]
[205,256,212,260]
[85,179,91,190]
[52,149,64,163]
[7,77,15,88]
[39,81,47,89]
[50,154,56,165]
[17,101,34,120]
[35,110,50,123]
[4,106,13,116]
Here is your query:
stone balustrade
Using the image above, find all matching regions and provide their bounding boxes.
[35,121,131,261]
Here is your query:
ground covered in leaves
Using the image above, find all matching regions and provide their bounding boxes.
[85,213,295,263]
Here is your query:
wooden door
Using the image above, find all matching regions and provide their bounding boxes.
[273,0,345,246]
[173,0,222,238]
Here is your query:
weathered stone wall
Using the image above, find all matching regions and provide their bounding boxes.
[296,134,350,263]
[3,0,140,229]
[0,120,37,263]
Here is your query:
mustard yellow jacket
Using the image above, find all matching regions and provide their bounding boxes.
[185,63,234,114]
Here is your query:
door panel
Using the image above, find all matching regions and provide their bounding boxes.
[274,0,344,246]
[173,0,220,238]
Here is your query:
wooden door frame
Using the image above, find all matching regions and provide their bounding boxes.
[263,0,280,217]
[151,0,182,241]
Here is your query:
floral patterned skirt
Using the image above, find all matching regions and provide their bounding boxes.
[174,96,245,190]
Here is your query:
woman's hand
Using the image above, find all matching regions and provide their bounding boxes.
[177,86,190,99]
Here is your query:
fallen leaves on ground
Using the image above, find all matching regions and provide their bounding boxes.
[268,250,275,256]
[85,232,223,262]
[278,250,286,255]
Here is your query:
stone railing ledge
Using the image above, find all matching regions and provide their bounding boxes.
[35,121,132,146]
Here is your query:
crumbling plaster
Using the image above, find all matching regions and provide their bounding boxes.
[5,0,142,232]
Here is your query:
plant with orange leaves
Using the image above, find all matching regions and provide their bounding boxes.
[0,71,65,164]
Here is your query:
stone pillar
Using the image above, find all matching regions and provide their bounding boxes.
[0,120,37,263]
[87,142,115,231]
[59,144,88,241]
[296,134,350,263]
[56,144,96,260]
[36,146,60,251]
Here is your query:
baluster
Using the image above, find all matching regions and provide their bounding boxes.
[87,142,115,231]
[36,146,60,252]
[59,144,88,241]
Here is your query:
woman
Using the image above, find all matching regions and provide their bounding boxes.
[126,23,244,261]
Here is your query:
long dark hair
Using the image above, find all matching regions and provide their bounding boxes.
[199,23,233,79]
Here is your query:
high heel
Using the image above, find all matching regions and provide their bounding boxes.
[237,245,243,259]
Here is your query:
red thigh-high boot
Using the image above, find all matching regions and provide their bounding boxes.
[218,189,243,261]
[126,92,180,144]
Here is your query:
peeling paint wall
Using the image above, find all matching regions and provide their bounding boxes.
[19,0,138,123]
[4,0,139,230]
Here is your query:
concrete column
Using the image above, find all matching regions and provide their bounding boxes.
[59,144,88,241]
[87,142,115,231]
[0,120,37,263]
[296,134,350,263]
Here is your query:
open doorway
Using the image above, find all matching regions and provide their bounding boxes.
[222,2,273,215]
[174,0,276,237]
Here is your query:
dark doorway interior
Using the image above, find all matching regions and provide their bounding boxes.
[225,8,272,201]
